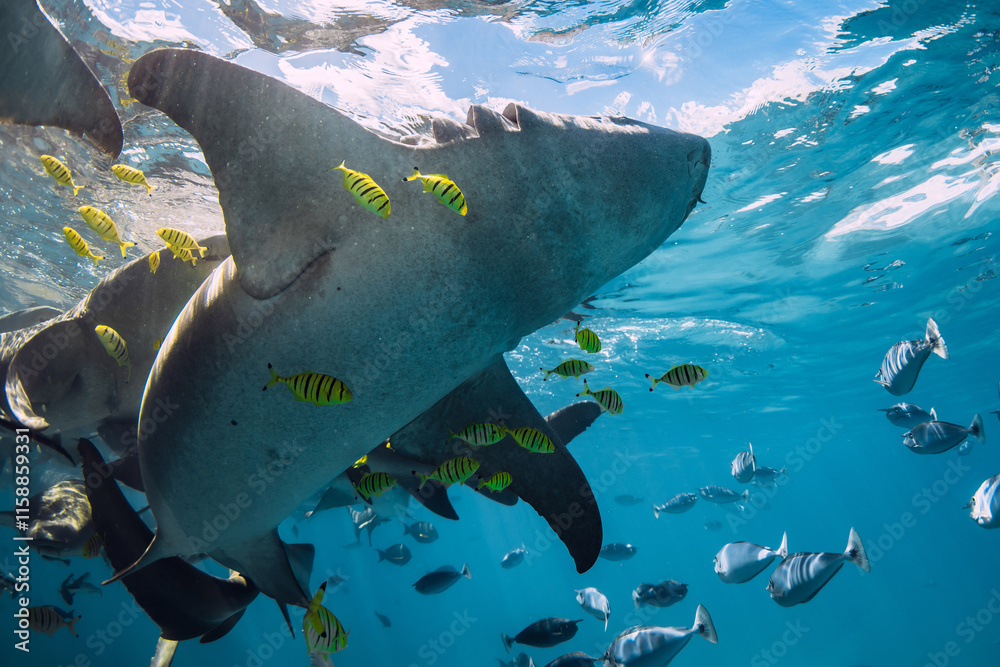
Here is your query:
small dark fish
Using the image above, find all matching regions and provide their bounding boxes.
[632,580,687,608]
[376,543,412,566]
[502,618,581,652]
[412,564,471,595]
[903,414,984,454]
[751,467,787,490]
[543,652,599,667]
[374,611,391,628]
[699,485,749,504]
[599,543,636,561]
[39,553,71,566]
[704,521,723,531]
[501,544,527,569]
[878,403,936,428]
[403,521,439,543]
[653,492,698,517]
[614,494,644,506]
[59,574,76,605]
[874,317,948,396]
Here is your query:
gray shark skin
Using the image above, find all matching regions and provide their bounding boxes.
[0,307,61,335]
[0,0,123,156]
[4,236,230,447]
[78,438,259,643]
[117,49,709,606]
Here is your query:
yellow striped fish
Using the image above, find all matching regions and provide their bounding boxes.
[263,363,353,406]
[156,227,208,258]
[40,155,83,195]
[303,583,349,655]
[646,364,708,391]
[82,532,103,559]
[148,250,161,274]
[502,426,555,454]
[78,206,135,258]
[574,322,602,354]
[166,244,198,266]
[354,472,396,500]
[417,456,479,488]
[62,227,103,265]
[540,358,594,381]
[576,379,623,415]
[112,164,156,195]
[28,606,80,637]
[95,325,132,381]
[448,422,506,447]
[331,161,390,218]
[403,167,467,216]
[477,471,513,492]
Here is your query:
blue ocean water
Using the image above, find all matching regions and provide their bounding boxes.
[2,1,1000,666]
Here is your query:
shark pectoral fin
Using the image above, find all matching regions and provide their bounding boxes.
[0,306,61,334]
[107,453,144,492]
[388,357,603,573]
[544,401,603,447]
[0,0,123,156]
[5,364,50,431]
[397,475,460,520]
[127,49,361,299]
[214,531,314,608]
[198,608,247,644]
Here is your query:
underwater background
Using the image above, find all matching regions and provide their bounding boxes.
[2,0,1000,665]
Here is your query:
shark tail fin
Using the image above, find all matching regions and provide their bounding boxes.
[777,531,788,559]
[695,605,718,644]
[970,413,985,443]
[846,527,870,572]
[926,317,949,359]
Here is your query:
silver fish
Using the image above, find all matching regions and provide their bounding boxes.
[653,493,698,517]
[730,443,755,484]
[966,474,1000,528]
[376,543,411,566]
[902,414,984,455]
[599,543,637,561]
[878,403,936,428]
[766,528,870,607]
[502,544,527,569]
[601,605,718,666]
[412,564,471,595]
[874,317,948,396]
[632,580,687,608]
[751,467,787,490]
[714,533,787,584]
[575,587,611,631]
[698,485,749,504]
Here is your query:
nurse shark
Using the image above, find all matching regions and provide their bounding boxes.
[111,49,710,607]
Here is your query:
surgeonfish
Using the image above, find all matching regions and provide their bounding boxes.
[573,322,601,353]
[766,527,870,607]
[632,580,687,608]
[148,250,161,274]
[653,492,698,517]
[354,472,396,500]
[646,363,708,391]
[376,543,412,566]
[402,167,466,215]
[501,545,527,569]
[902,414,984,455]
[449,422,506,447]
[575,587,611,631]
[614,495,644,506]
[730,442,755,484]
[412,564,471,594]
[112,164,156,195]
[699,485,749,504]
[403,521,438,543]
[94,325,132,381]
[598,542,636,561]
[28,606,80,636]
[714,532,788,584]
[303,583,349,656]
[874,317,948,395]
[502,426,555,453]
[78,206,135,257]
[540,359,594,380]
[40,155,83,195]
[62,226,103,265]
[416,456,479,488]
[477,471,513,492]
[601,605,718,666]
[156,227,209,258]
[751,466,788,490]
[374,611,391,628]
[263,363,353,405]
[966,474,1000,528]
[502,618,581,652]
[543,653,600,667]
[878,403,936,428]
[576,379,623,415]
[332,161,390,218]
